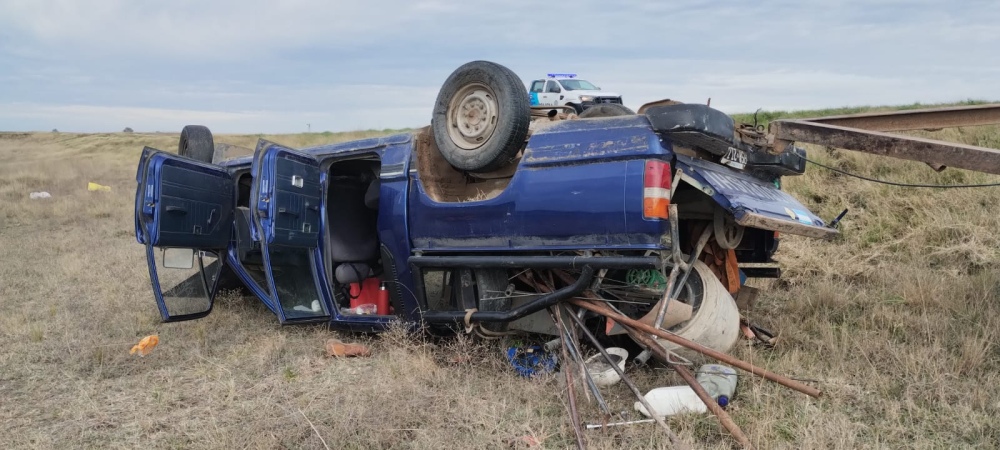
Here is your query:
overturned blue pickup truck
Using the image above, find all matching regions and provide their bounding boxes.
[134,61,835,353]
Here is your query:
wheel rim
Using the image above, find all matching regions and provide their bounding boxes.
[447,82,499,150]
[714,209,745,249]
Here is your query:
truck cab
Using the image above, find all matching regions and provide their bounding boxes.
[528,73,623,114]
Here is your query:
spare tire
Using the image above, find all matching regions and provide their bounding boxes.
[578,103,634,118]
[431,61,530,172]
[179,125,215,164]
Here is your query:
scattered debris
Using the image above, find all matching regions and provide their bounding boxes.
[571,299,822,398]
[635,385,707,418]
[129,335,159,356]
[584,347,627,387]
[741,319,780,347]
[324,339,371,358]
[585,419,656,430]
[29,191,51,199]
[87,182,111,192]
[563,307,687,449]
[504,345,556,378]
[341,304,378,315]
[694,364,738,407]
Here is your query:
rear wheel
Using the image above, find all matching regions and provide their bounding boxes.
[431,61,530,172]
[178,125,215,164]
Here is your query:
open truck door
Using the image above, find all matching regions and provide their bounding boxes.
[135,149,234,322]
[250,141,334,323]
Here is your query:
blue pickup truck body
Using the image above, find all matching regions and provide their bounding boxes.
[134,112,835,331]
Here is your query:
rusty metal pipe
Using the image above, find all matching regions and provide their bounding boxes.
[570,299,823,398]
[550,307,612,417]
[802,103,1000,132]
[551,307,587,450]
[769,119,1000,175]
[564,308,688,449]
[626,326,754,449]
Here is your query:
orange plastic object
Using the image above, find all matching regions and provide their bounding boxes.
[325,339,371,357]
[129,335,159,356]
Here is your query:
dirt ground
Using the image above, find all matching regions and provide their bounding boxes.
[1,121,999,449]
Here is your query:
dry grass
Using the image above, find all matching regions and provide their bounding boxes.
[1,119,999,449]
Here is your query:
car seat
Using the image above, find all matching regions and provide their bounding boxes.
[328,174,381,284]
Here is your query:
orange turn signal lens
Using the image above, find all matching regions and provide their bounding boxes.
[643,197,669,220]
[643,159,671,220]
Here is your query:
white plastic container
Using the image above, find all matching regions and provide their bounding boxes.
[634,386,708,417]
[584,347,628,387]
[695,364,738,407]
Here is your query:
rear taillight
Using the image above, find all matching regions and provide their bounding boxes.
[643,159,671,220]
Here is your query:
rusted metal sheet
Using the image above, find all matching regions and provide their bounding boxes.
[770,120,1000,175]
[802,104,1000,132]
[736,210,838,239]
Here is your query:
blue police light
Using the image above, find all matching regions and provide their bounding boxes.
[547,73,576,78]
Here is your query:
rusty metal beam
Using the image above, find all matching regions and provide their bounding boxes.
[770,120,1000,175]
[802,104,1000,132]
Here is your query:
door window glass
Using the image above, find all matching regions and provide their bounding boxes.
[267,246,328,319]
[154,249,219,317]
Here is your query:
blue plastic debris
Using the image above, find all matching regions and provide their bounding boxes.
[505,345,557,378]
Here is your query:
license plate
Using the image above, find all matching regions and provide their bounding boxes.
[721,147,748,169]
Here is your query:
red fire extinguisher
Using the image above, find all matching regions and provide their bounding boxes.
[376,283,390,315]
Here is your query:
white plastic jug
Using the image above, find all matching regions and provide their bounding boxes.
[695,364,738,407]
[634,386,708,418]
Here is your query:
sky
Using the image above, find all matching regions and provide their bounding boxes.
[0,0,998,133]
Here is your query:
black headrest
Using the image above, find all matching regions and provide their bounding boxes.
[364,178,380,210]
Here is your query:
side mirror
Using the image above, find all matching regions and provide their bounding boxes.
[163,248,195,269]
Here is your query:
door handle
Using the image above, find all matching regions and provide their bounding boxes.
[165,206,187,215]
[278,207,299,218]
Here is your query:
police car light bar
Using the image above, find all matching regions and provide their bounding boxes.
[547,73,576,78]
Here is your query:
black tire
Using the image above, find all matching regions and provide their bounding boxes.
[431,61,530,172]
[567,103,583,115]
[578,103,635,118]
[179,125,215,164]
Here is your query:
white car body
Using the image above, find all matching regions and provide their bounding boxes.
[528,74,623,113]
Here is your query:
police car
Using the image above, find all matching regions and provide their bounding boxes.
[528,73,623,114]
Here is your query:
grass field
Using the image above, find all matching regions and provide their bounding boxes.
[2,107,999,449]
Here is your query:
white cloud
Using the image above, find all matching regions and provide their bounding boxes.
[0,0,998,132]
